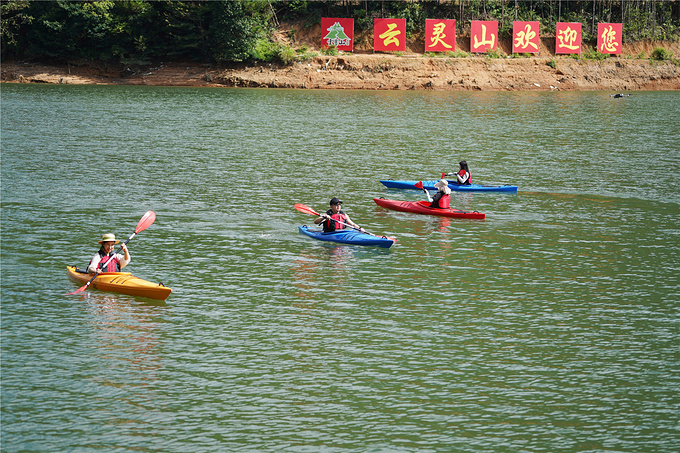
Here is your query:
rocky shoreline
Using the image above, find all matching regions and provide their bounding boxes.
[2,54,678,92]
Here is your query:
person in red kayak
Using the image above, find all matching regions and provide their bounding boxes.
[87,233,131,274]
[422,179,451,209]
[446,160,472,185]
[314,197,365,233]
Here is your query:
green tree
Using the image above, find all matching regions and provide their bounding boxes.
[208,0,269,62]
[1,0,33,59]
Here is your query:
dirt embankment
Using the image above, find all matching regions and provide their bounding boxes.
[2,35,679,91]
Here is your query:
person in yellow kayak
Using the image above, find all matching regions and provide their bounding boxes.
[421,179,452,209]
[87,233,131,274]
[314,197,365,233]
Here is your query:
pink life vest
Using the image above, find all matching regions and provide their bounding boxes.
[91,251,121,272]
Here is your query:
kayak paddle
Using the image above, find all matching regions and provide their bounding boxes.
[415,181,434,202]
[294,203,396,241]
[66,210,157,295]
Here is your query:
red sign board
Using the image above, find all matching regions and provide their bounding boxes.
[555,22,582,54]
[470,21,498,53]
[374,18,407,52]
[598,23,623,54]
[321,18,354,51]
[512,21,540,54]
[425,19,456,52]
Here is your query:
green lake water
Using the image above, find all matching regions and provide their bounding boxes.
[1,84,679,452]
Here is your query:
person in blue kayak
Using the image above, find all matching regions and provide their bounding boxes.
[422,179,451,209]
[87,233,130,274]
[446,160,472,185]
[314,197,365,233]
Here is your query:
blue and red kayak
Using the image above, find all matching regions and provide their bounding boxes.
[298,225,394,248]
[380,179,517,193]
[373,198,485,219]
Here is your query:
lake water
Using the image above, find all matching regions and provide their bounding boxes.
[1,84,679,452]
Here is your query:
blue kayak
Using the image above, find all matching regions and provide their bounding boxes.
[380,179,518,193]
[298,225,394,248]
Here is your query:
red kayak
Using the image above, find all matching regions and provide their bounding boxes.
[373,198,485,219]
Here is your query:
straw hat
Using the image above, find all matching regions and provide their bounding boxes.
[98,233,120,244]
[434,179,451,195]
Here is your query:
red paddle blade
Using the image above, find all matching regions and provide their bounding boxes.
[66,284,88,295]
[135,210,156,234]
[441,172,446,179]
[294,203,320,216]
[415,181,424,189]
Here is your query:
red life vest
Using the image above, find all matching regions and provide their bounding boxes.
[431,193,451,209]
[90,251,121,272]
[458,169,471,185]
[323,210,348,232]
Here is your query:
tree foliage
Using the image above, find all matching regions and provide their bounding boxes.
[1,0,272,63]
[2,1,679,64]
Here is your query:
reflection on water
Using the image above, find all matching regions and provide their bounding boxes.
[1,85,678,452]
[83,292,164,404]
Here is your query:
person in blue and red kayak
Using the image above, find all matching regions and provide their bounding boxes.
[446,160,472,185]
[421,179,452,209]
[87,233,131,274]
[314,197,365,233]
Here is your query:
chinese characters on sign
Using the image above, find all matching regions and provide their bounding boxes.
[323,17,621,56]
[425,19,456,52]
[470,21,498,53]
[512,21,540,54]
[555,22,582,54]
[374,18,407,52]
[598,23,623,54]
[321,18,354,52]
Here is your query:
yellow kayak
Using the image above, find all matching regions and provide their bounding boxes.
[66,266,172,301]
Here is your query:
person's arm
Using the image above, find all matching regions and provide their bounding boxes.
[314,214,328,225]
[422,188,433,202]
[87,253,101,274]
[343,214,365,232]
[118,243,131,269]
[457,170,469,184]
